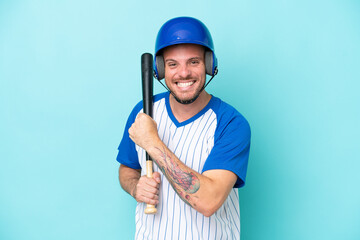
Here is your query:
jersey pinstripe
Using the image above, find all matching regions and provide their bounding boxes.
[117,92,250,240]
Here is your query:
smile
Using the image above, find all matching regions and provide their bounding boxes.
[176,81,195,87]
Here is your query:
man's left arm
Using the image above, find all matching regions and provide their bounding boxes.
[129,113,239,217]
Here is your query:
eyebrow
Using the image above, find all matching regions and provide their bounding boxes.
[165,59,176,63]
[189,57,202,61]
[165,57,202,63]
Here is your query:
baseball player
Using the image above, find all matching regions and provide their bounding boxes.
[117,17,251,239]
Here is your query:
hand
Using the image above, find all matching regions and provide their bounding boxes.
[132,172,161,205]
[129,113,159,151]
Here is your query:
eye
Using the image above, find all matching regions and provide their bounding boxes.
[167,62,177,68]
[190,59,200,65]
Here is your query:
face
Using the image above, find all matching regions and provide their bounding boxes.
[162,44,206,104]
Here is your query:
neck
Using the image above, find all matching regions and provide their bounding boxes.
[169,91,212,123]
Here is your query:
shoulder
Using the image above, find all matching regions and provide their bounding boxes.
[209,96,251,137]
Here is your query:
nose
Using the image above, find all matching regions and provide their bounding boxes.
[178,64,191,79]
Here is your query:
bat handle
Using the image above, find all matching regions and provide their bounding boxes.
[144,159,157,214]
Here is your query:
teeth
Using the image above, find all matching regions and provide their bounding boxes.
[177,81,194,87]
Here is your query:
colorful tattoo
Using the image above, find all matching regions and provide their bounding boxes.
[154,147,200,205]
[167,178,193,206]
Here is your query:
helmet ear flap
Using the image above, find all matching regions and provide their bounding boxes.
[205,51,213,76]
[154,55,165,80]
[205,51,218,76]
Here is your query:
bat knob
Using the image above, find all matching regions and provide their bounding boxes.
[144,204,157,214]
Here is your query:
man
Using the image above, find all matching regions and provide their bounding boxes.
[117,17,251,239]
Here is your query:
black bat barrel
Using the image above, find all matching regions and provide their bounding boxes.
[141,53,153,117]
[141,53,154,163]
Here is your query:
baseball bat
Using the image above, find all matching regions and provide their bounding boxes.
[141,53,157,214]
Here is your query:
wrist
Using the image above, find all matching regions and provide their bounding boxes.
[129,179,139,199]
[144,136,162,154]
[130,180,138,199]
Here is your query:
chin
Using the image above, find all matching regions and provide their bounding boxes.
[173,92,201,105]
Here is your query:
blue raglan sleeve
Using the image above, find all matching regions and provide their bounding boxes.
[202,104,251,188]
[116,103,142,170]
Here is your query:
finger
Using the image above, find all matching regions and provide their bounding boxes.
[152,172,161,183]
[137,178,159,194]
[142,184,159,195]
[136,113,145,119]
[128,126,134,138]
[141,176,159,188]
[134,187,159,203]
[143,196,159,205]
[139,189,159,202]
[143,191,159,200]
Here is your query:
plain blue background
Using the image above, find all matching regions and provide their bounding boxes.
[1,0,359,239]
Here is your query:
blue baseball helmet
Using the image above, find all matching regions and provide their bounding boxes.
[154,17,218,80]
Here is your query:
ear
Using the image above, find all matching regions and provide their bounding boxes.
[155,55,165,80]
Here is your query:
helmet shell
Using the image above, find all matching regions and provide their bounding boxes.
[155,16,215,55]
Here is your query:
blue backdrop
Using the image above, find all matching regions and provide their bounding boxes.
[1,0,359,239]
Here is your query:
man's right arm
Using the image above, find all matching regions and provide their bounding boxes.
[118,164,161,205]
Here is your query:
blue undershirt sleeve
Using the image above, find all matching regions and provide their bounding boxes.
[116,105,142,170]
[202,108,251,188]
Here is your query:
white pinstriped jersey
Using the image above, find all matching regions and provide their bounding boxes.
[117,92,250,240]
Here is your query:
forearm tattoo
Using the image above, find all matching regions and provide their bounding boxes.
[154,147,200,206]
